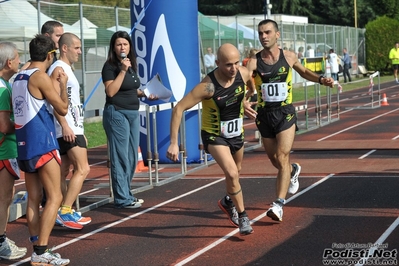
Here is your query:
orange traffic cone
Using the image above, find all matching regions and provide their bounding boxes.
[135,146,148,173]
[381,93,389,106]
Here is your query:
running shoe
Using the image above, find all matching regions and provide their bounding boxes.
[31,249,69,266]
[72,210,92,225]
[288,163,301,195]
[56,211,83,230]
[266,201,283,222]
[6,238,27,253]
[238,216,254,236]
[218,197,239,227]
[0,238,26,260]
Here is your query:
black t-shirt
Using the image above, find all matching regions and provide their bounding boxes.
[101,61,141,110]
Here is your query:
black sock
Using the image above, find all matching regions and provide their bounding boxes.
[0,234,5,245]
[290,164,296,176]
[33,245,48,255]
[238,210,247,218]
[225,195,233,205]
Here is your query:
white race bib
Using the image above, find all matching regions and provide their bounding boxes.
[220,118,243,138]
[261,82,288,102]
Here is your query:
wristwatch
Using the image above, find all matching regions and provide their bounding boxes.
[318,75,324,84]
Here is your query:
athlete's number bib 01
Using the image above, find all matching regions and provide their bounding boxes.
[220,118,242,138]
[261,82,288,102]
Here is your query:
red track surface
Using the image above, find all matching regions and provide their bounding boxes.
[4,80,399,266]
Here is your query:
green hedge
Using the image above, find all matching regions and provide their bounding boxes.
[365,16,399,73]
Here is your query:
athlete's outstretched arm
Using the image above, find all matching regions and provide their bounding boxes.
[167,77,214,162]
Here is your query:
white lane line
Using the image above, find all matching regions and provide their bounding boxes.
[392,135,399,140]
[317,108,399,141]
[174,173,335,266]
[355,217,399,266]
[11,178,225,266]
[358,149,376,159]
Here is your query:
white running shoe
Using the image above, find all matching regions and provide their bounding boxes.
[0,238,26,260]
[31,250,69,266]
[288,163,301,194]
[266,201,283,222]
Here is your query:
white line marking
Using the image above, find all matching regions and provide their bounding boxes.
[317,108,399,141]
[174,174,335,266]
[358,149,376,159]
[11,178,225,266]
[355,217,399,266]
[392,135,399,140]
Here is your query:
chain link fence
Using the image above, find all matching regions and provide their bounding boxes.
[1,1,365,118]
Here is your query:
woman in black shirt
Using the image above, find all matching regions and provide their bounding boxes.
[101,31,151,208]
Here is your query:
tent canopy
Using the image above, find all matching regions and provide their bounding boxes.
[72,17,98,29]
[0,0,96,41]
[227,22,258,41]
[85,28,115,48]
[198,13,244,40]
[107,25,132,33]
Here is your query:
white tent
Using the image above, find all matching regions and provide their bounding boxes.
[107,25,132,33]
[227,22,258,41]
[0,0,96,41]
[72,17,98,29]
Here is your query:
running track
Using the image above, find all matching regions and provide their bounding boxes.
[4,80,399,266]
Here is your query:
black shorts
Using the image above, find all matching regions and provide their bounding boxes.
[57,135,87,155]
[255,104,298,138]
[201,131,244,155]
[393,64,399,70]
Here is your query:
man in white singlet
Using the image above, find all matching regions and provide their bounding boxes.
[47,33,91,230]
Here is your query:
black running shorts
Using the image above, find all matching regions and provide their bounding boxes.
[201,131,244,155]
[255,104,298,138]
[57,135,87,155]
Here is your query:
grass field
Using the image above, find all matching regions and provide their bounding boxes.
[84,74,394,148]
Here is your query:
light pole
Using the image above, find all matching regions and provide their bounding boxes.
[264,0,272,19]
[354,0,357,28]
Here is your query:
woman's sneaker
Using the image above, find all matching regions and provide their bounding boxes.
[31,249,69,266]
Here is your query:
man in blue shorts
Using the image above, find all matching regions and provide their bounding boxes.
[167,43,257,235]
[12,34,70,265]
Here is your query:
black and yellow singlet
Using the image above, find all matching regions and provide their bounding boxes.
[254,49,293,109]
[201,70,246,138]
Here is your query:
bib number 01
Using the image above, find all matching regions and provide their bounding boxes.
[220,118,242,138]
[261,82,288,102]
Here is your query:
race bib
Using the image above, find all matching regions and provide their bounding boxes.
[220,118,243,138]
[261,82,288,102]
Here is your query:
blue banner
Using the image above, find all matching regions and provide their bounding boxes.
[131,0,201,163]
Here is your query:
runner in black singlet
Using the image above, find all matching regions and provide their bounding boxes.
[167,43,257,236]
[246,19,334,222]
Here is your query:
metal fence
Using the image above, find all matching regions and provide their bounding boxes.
[1,0,366,118]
